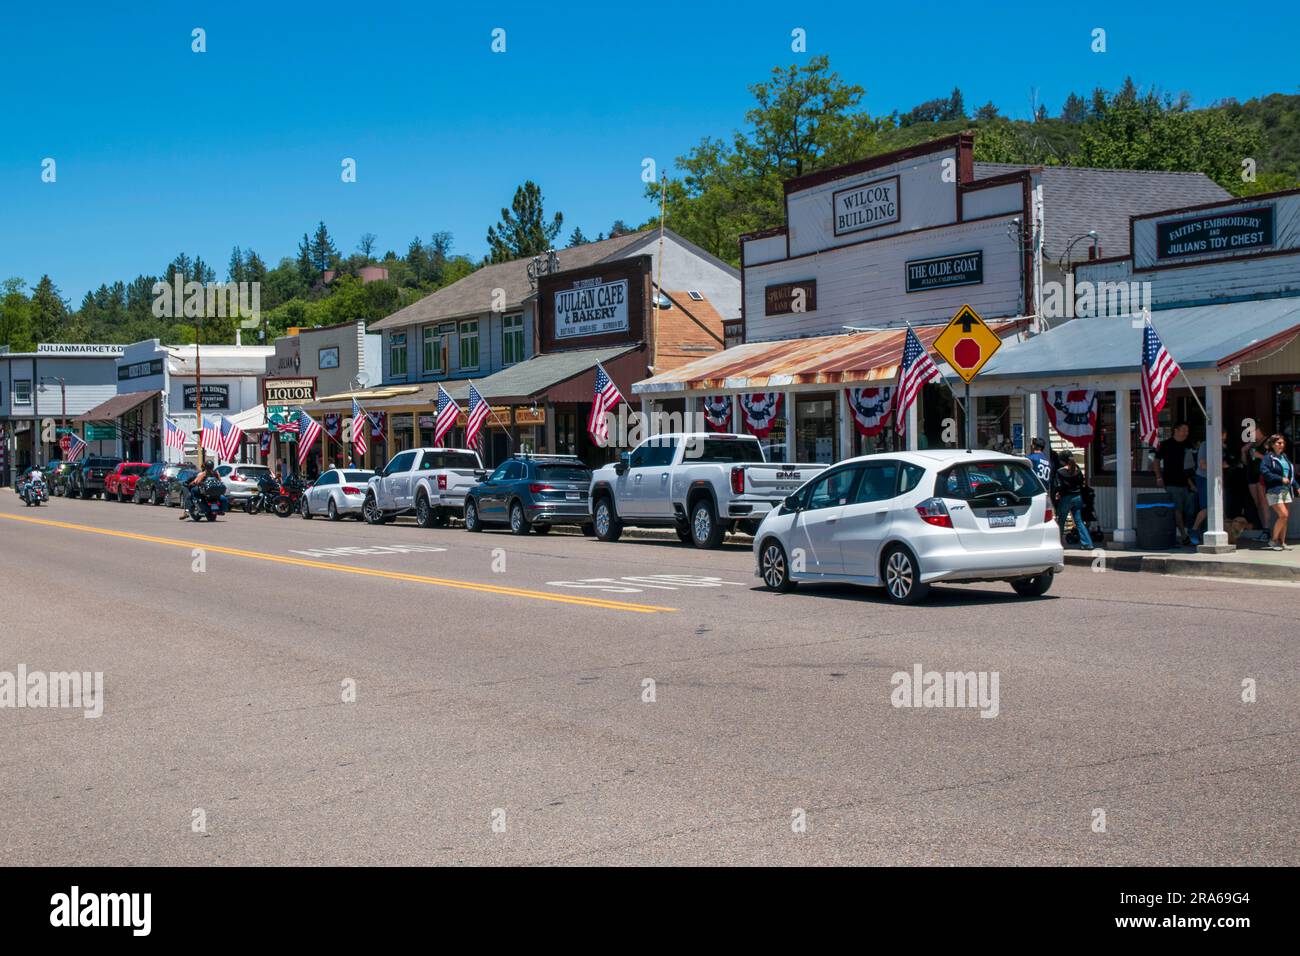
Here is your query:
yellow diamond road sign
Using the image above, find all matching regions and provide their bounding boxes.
[933,304,1001,383]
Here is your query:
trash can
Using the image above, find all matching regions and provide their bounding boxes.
[1135,492,1178,549]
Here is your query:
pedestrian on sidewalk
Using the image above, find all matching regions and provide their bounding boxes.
[1154,422,1196,547]
[1027,437,1055,496]
[1053,451,1093,550]
[1259,434,1298,551]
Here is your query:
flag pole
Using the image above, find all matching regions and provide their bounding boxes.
[1144,308,1208,421]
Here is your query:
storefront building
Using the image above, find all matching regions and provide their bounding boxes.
[971,188,1300,550]
[634,133,1230,464]
[0,343,123,483]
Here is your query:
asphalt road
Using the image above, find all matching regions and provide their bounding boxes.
[1,490,1296,866]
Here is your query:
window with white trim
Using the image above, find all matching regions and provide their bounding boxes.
[422,326,442,374]
[389,332,408,377]
[14,379,32,406]
[459,320,479,370]
[502,314,524,365]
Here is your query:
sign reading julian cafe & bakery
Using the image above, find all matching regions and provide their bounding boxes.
[1156,206,1275,260]
[263,376,317,406]
[832,175,900,236]
[554,277,629,341]
[764,280,817,316]
[183,383,230,410]
[538,255,650,353]
[906,251,984,293]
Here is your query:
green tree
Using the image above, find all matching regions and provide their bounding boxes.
[567,227,589,247]
[29,275,69,343]
[1060,92,1088,124]
[0,278,34,352]
[485,181,564,263]
[308,221,339,275]
[974,101,999,122]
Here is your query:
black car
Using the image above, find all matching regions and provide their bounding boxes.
[48,461,78,496]
[464,455,594,535]
[163,467,199,507]
[133,462,189,505]
[67,456,122,498]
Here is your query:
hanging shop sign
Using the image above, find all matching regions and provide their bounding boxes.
[1041,389,1099,447]
[1156,206,1274,260]
[514,407,545,426]
[538,255,650,353]
[846,387,893,437]
[554,277,630,341]
[764,280,817,316]
[832,175,900,237]
[933,304,1001,384]
[738,393,783,439]
[906,251,983,293]
[702,395,732,432]
[263,377,317,406]
[183,383,229,410]
[118,358,164,381]
[268,406,297,441]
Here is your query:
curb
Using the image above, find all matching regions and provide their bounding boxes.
[1064,550,1300,583]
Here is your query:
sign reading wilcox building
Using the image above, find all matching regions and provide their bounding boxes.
[263,376,317,405]
[538,255,651,353]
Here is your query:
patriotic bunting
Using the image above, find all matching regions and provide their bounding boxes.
[846,387,893,437]
[702,395,732,431]
[738,393,782,439]
[1041,389,1099,447]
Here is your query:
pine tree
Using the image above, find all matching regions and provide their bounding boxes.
[1060,92,1088,124]
[358,233,377,258]
[228,246,245,283]
[946,87,967,121]
[29,275,69,343]
[974,101,999,122]
[297,233,314,281]
[309,221,339,274]
[567,227,589,247]
[485,181,563,263]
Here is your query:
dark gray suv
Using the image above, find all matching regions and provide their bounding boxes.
[464,455,594,535]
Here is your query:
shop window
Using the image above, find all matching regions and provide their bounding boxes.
[14,379,32,406]
[502,314,524,365]
[389,333,408,377]
[976,396,1012,452]
[795,396,836,464]
[1092,392,1204,478]
[459,320,479,370]
[422,327,443,374]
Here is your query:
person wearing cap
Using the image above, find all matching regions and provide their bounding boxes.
[1053,450,1093,549]
[1027,437,1054,496]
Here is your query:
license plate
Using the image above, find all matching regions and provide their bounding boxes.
[565,492,580,500]
[987,510,1016,528]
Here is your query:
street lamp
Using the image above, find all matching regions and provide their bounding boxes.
[38,375,67,463]
[1059,230,1099,274]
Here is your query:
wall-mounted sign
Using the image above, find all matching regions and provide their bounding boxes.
[554,277,630,341]
[86,424,116,441]
[513,406,545,426]
[832,175,900,237]
[764,280,817,316]
[263,377,316,406]
[183,383,230,410]
[37,344,126,356]
[455,406,510,427]
[118,358,164,381]
[318,346,340,370]
[1156,206,1275,260]
[906,251,984,293]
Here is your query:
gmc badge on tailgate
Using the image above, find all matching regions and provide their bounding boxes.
[776,470,801,480]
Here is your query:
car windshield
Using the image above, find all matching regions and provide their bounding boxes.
[685,437,766,463]
[536,463,591,481]
[343,471,373,482]
[425,452,480,470]
[941,461,1042,501]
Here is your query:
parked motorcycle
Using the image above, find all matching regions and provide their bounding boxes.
[186,478,231,522]
[271,474,308,518]
[23,477,49,507]
[243,472,282,515]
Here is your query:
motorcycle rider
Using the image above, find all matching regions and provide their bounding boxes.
[25,465,47,503]
[180,459,219,519]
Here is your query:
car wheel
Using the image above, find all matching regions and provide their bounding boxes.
[674,522,692,545]
[509,501,531,535]
[464,499,482,532]
[415,492,436,529]
[327,499,340,521]
[300,496,313,519]
[882,545,930,605]
[690,498,724,549]
[363,493,385,525]
[152,489,162,506]
[1011,571,1054,597]
[593,496,622,542]
[759,539,796,592]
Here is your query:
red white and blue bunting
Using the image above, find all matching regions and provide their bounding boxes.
[323,412,343,442]
[738,392,783,439]
[702,395,732,431]
[846,386,893,437]
[1041,389,1099,447]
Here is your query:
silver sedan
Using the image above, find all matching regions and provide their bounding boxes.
[300,468,375,521]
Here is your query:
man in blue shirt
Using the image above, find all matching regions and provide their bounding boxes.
[1028,437,1055,495]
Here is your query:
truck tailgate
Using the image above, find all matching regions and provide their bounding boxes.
[743,462,827,497]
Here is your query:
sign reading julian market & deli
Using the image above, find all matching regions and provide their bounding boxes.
[1156,206,1275,260]
[832,175,900,236]
[906,251,984,293]
[183,383,230,410]
[933,304,1001,384]
[764,280,817,316]
[263,376,317,405]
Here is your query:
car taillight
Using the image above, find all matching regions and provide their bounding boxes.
[916,497,953,528]
[437,475,447,490]
[1044,505,1054,523]
[528,483,555,493]
[730,466,745,495]
[230,473,243,482]
[342,486,362,495]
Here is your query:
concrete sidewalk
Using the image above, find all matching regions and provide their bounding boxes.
[1065,535,1300,583]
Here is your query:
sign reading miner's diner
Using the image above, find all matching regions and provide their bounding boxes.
[764,280,817,316]
[263,376,317,405]
[906,251,984,293]
[832,175,900,236]
[1156,206,1275,260]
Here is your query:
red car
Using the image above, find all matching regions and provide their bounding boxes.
[104,462,152,502]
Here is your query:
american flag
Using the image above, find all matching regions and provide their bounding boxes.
[296,409,323,468]
[65,431,88,463]
[465,383,490,447]
[433,384,460,447]
[218,417,244,461]
[200,416,222,457]
[352,399,369,458]
[1140,318,1180,446]
[587,363,625,446]
[892,326,940,436]
[273,411,300,435]
[259,430,271,456]
[164,417,187,451]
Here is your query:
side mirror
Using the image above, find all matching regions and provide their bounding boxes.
[474,470,488,481]
[614,451,631,476]
[783,494,801,513]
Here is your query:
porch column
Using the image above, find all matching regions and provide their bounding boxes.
[1023,392,1040,453]
[684,394,699,433]
[1199,383,1233,554]
[1113,388,1135,546]
[544,402,556,455]
[731,395,740,436]
[906,401,919,451]
[837,388,853,461]
[783,392,797,463]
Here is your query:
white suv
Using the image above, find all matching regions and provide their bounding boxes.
[753,450,1064,604]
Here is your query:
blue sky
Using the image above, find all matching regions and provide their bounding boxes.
[2,1,1295,301]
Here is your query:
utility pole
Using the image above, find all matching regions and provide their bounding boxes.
[195,311,204,468]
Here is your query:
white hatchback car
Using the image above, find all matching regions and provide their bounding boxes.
[753,450,1064,603]
[216,464,273,503]
[300,468,375,521]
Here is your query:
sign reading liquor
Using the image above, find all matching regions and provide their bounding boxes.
[183,383,230,410]
[764,280,817,316]
[832,175,900,237]
[554,277,629,340]
[1156,206,1275,260]
[906,251,983,293]
[263,376,317,406]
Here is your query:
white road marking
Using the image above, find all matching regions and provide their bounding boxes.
[545,573,748,593]
[288,544,448,558]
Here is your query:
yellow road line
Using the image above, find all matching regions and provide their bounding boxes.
[0,512,677,614]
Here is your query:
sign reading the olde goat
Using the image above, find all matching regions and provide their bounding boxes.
[1156,206,1275,260]
[554,277,629,341]
[906,251,984,293]
[764,280,817,316]
[832,175,900,236]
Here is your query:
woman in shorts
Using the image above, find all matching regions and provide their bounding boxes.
[1258,435,1298,551]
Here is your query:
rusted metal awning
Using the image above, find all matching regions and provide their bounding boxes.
[632,321,1025,395]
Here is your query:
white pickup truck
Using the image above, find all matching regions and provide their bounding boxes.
[363,447,484,527]
[588,432,828,548]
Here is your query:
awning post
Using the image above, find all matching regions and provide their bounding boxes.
[1198,383,1233,554]
[783,393,797,463]
[1113,389,1135,546]
[837,388,853,460]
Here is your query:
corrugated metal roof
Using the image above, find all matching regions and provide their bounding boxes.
[975,298,1300,381]
[633,321,1023,395]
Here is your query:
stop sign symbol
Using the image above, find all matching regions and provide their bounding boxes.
[59,435,72,454]
[953,339,981,369]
